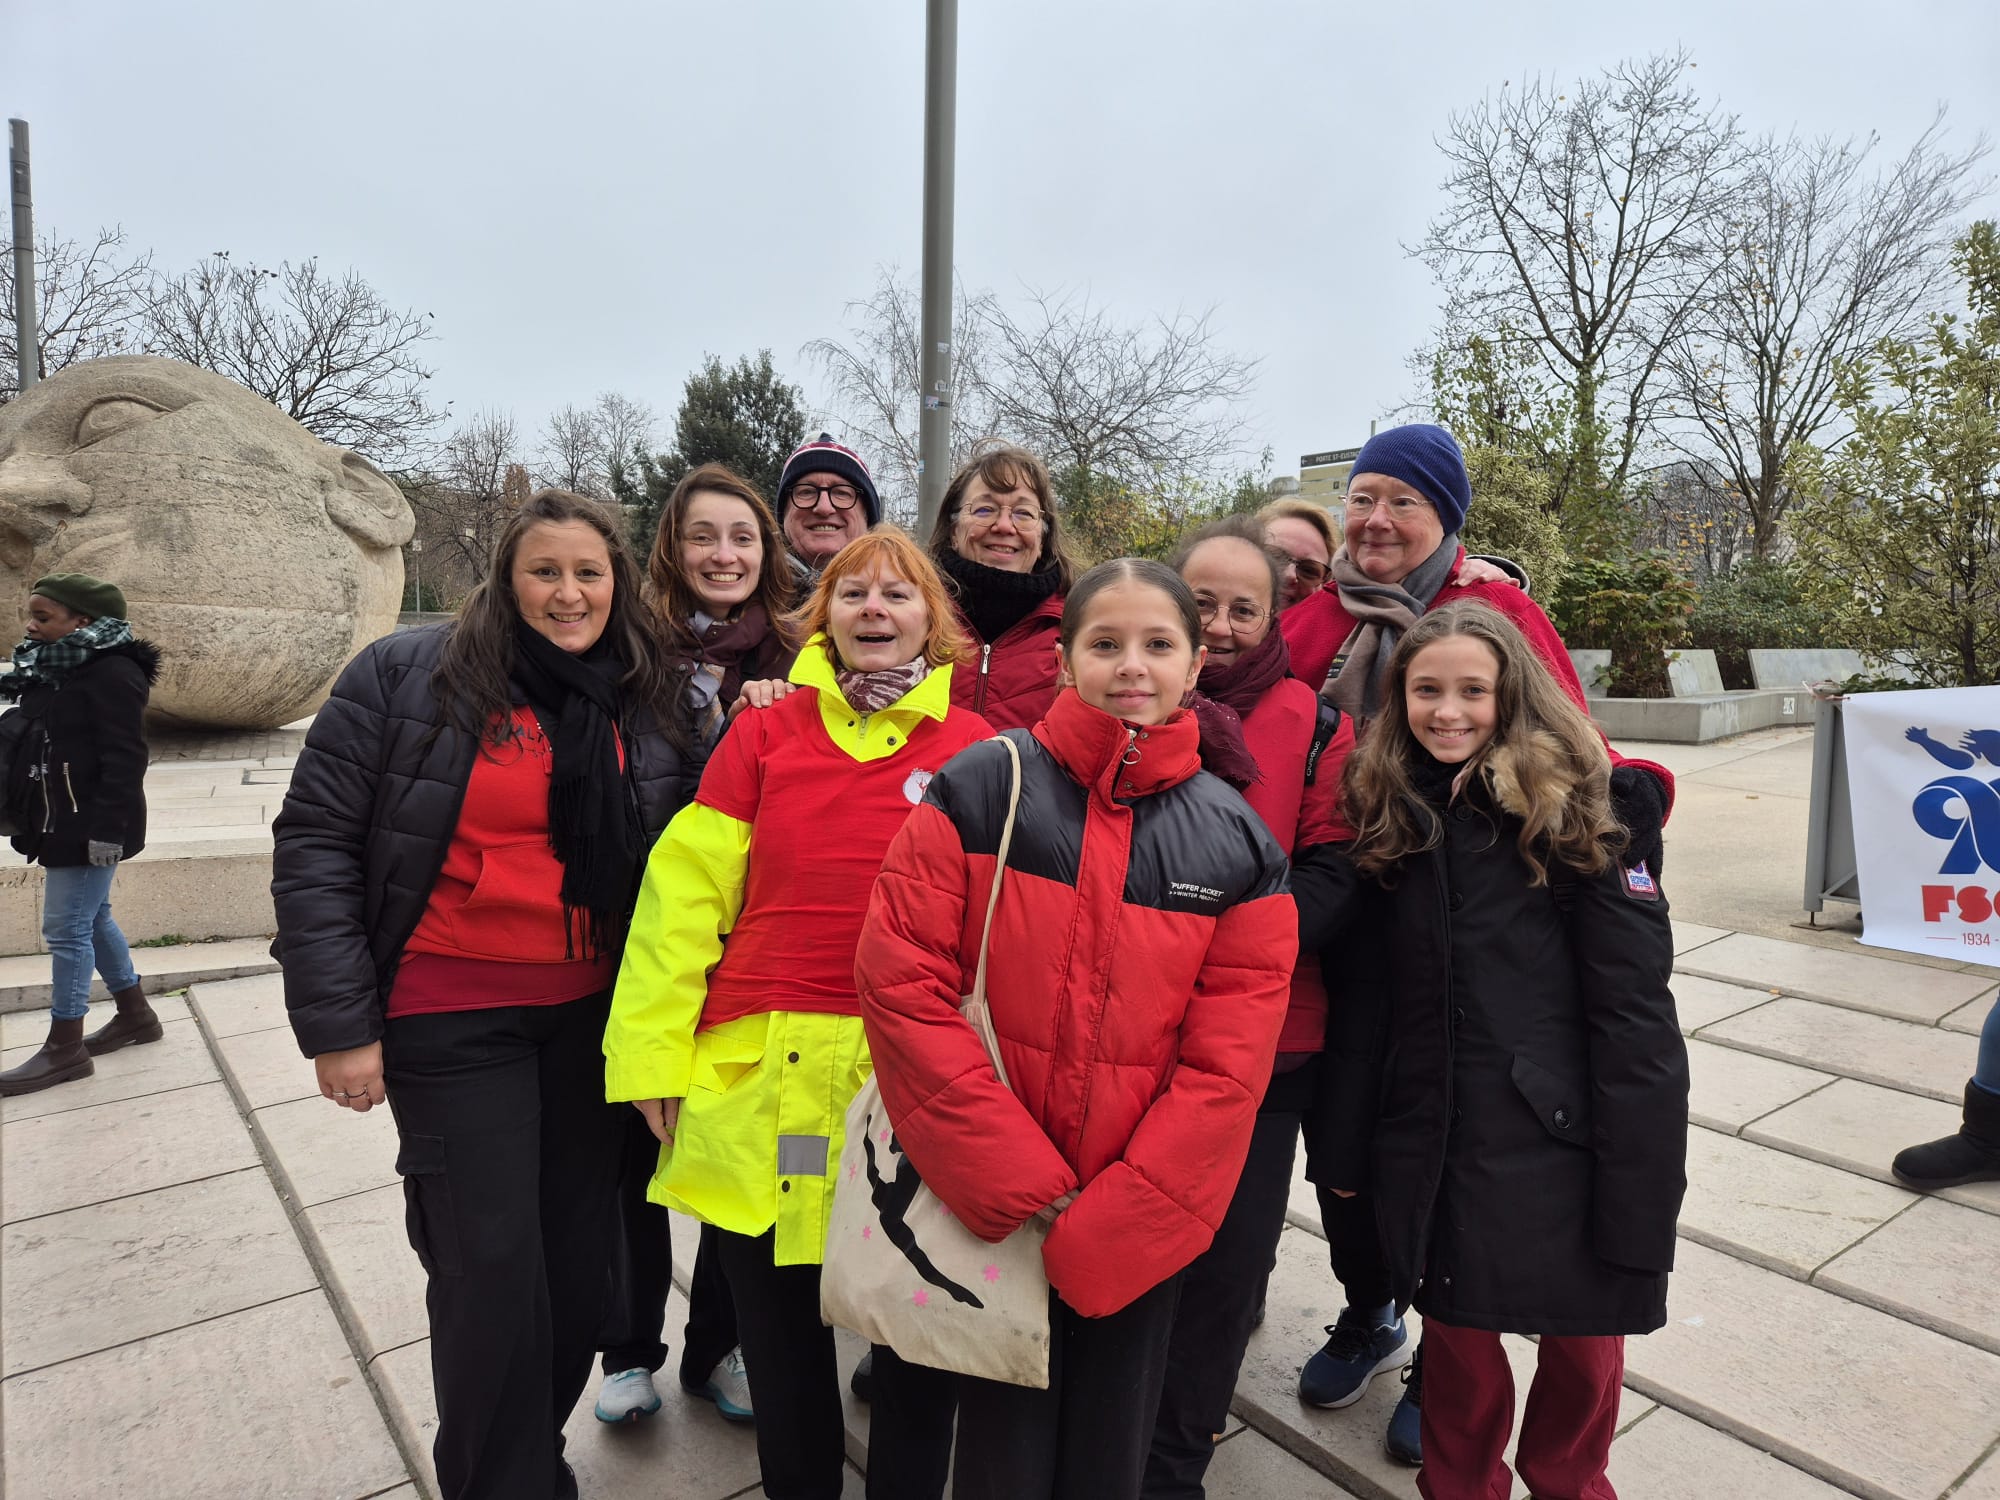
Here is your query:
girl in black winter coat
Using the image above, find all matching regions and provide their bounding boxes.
[1339,601,1688,1500]
[0,574,163,1098]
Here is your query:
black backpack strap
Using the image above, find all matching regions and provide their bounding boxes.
[1305,700,1344,787]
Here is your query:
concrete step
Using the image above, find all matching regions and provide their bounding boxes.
[0,936,277,1016]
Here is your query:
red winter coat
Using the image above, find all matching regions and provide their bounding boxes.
[948,593,1066,732]
[1235,678,1353,1055]
[1278,550,1675,804]
[855,690,1296,1317]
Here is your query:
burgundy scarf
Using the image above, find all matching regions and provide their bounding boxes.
[1186,628,1291,789]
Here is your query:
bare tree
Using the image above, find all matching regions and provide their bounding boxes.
[0,226,153,398]
[976,289,1258,489]
[593,392,657,470]
[139,253,443,467]
[406,409,522,589]
[1417,50,1743,521]
[806,270,1257,517]
[1662,114,1989,557]
[804,268,1003,519]
[1635,459,1756,581]
[536,404,605,495]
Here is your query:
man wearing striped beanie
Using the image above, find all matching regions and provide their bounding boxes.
[776,433,883,581]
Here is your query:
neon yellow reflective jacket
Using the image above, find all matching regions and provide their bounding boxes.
[604,640,988,1265]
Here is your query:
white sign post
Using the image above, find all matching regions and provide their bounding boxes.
[1842,685,2000,969]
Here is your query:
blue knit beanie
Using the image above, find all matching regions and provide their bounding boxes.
[1348,424,1471,535]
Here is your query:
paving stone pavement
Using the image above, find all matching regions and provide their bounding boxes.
[4,724,2000,1499]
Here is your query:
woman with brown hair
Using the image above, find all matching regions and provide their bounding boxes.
[926,442,1078,731]
[594,464,798,1427]
[273,490,696,1500]
[604,526,993,1500]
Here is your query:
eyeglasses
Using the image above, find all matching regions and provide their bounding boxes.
[789,481,861,511]
[1283,555,1330,587]
[1344,495,1432,520]
[963,503,1045,530]
[1194,598,1270,632]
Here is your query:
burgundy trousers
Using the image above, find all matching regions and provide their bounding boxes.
[1417,1316,1624,1500]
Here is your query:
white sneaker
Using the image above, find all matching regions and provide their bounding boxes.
[691,1347,754,1424]
[594,1366,661,1423]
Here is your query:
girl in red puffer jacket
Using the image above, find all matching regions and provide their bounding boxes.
[856,558,1296,1500]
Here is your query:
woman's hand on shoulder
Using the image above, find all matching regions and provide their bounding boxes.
[316,1042,385,1112]
[1451,557,1519,589]
[727,679,798,719]
[635,1096,682,1145]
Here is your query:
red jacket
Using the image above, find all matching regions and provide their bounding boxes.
[1278,552,1676,803]
[1236,678,1354,1054]
[948,594,1065,732]
[855,690,1296,1316]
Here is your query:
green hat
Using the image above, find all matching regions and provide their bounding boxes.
[31,573,127,623]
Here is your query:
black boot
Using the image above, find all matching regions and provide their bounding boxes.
[1892,1082,2000,1190]
[84,984,163,1055]
[0,1016,95,1097]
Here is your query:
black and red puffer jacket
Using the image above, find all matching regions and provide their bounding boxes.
[855,688,1296,1317]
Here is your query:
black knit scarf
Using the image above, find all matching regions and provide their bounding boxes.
[509,620,642,959]
[938,549,1063,644]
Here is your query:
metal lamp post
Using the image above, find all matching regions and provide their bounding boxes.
[915,0,958,535]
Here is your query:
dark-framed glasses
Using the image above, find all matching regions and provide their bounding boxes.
[790,481,861,511]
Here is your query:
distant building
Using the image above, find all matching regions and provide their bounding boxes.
[1298,446,1362,506]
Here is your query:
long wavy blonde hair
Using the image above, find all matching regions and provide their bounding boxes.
[1342,601,1623,885]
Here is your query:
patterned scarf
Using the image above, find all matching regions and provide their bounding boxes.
[835,655,932,714]
[1322,534,1461,721]
[5,617,137,698]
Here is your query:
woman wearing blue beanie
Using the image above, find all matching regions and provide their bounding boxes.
[1279,423,1678,1468]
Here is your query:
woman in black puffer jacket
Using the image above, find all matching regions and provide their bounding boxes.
[0,573,162,1098]
[272,490,697,1500]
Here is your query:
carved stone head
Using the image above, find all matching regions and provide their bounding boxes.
[0,355,415,727]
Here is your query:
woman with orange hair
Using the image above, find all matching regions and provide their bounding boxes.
[603,527,993,1500]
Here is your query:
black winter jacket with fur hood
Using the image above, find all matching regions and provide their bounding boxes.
[7,638,160,868]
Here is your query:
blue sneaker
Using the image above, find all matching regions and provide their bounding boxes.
[1385,1345,1423,1465]
[1298,1305,1410,1408]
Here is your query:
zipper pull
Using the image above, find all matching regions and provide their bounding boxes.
[980,643,992,677]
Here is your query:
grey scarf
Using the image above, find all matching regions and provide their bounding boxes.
[1322,534,1462,721]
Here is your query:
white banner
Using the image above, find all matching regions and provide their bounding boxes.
[1842,685,2000,969]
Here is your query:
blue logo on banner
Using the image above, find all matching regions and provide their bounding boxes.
[1906,727,2000,875]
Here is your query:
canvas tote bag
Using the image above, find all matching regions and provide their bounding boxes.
[820,734,1053,1389]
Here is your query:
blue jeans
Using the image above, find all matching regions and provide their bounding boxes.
[1978,996,2000,1096]
[41,864,139,1022]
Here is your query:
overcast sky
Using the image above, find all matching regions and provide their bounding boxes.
[9,0,1999,480]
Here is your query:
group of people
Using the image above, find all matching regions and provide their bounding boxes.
[5,417,1703,1500]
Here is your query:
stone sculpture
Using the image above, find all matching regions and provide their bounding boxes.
[0,355,414,728]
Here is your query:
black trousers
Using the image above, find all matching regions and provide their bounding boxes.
[383,992,623,1500]
[953,1275,1183,1500]
[599,1108,739,1384]
[715,1227,846,1500]
[864,1343,957,1499]
[1318,1184,1393,1311]
[1143,1063,1316,1499]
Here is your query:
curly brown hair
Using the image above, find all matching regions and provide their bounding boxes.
[1342,602,1622,885]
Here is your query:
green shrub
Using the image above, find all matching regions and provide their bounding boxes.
[1460,446,1571,602]
[1687,560,1825,689]
[1550,553,1697,698]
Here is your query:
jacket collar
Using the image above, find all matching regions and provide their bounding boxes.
[1034,687,1203,803]
[789,634,956,739]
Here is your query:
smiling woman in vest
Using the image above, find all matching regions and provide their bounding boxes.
[605,527,992,1500]
[272,490,696,1500]
[927,442,1078,731]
